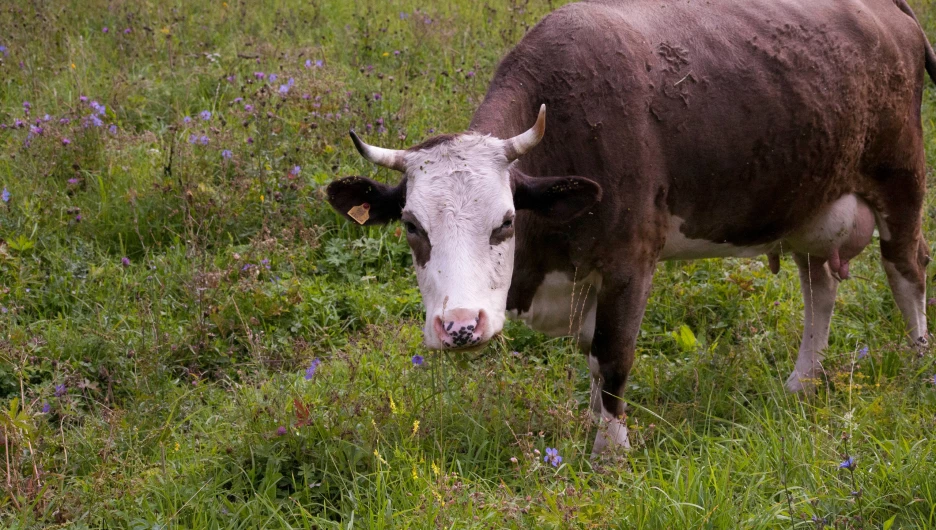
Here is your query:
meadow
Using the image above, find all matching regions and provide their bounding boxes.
[1,0,936,528]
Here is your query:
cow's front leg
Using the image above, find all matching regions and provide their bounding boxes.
[589,259,656,454]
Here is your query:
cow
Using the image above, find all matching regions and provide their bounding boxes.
[327,0,936,452]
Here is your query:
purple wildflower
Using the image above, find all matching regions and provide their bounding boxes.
[121,257,131,267]
[62,137,71,145]
[260,258,270,269]
[373,92,382,101]
[200,110,211,121]
[1,188,9,203]
[393,50,401,56]
[305,59,312,68]
[59,118,70,125]
[79,95,88,102]
[188,134,197,144]
[222,149,233,159]
[466,70,476,78]
[30,126,43,136]
[544,447,562,467]
[198,135,209,145]
[269,73,278,82]
[315,59,323,68]
[75,214,82,222]
[54,384,66,397]
[90,101,105,115]
[0,45,7,56]
[302,93,310,100]
[839,457,855,470]
[288,77,295,87]
[183,116,192,124]
[14,119,23,128]
[289,165,301,176]
[233,97,243,103]
[412,355,424,366]
[67,178,79,185]
[304,358,321,380]
[90,115,103,127]
[278,84,290,95]
[246,137,254,144]
[42,114,51,122]
[41,402,51,414]
[276,426,287,436]
[109,124,117,134]
[23,101,30,111]
[254,71,265,79]
[102,27,108,33]
[857,346,869,360]
[244,104,254,112]
[226,74,235,83]
[399,11,408,19]
[124,28,131,34]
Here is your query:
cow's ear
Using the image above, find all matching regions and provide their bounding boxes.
[326,176,406,225]
[512,171,602,221]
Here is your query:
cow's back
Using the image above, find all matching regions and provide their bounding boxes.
[476,0,931,248]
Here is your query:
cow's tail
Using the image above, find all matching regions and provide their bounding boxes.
[896,0,936,85]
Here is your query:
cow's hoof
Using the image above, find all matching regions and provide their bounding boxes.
[591,414,631,456]
[784,371,818,393]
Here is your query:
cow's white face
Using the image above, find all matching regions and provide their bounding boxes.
[400,135,516,349]
[326,106,602,350]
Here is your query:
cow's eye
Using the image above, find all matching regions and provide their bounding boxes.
[500,218,513,229]
[404,221,419,235]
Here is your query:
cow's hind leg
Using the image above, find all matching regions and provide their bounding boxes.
[879,214,930,347]
[786,253,839,392]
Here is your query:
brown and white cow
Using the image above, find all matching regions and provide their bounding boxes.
[328,0,936,452]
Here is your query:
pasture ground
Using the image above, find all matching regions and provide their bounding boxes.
[1,1,936,528]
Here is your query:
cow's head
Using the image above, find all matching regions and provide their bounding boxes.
[326,105,601,350]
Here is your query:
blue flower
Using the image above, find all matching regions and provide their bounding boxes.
[198,135,209,146]
[543,447,562,467]
[54,384,66,397]
[412,355,424,366]
[305,359,321,380]
[278,84,290,95]
[109,125,117,134]
[0,45,7,56]
[1,188,9,203]
[305,59,312,68]
[857,346,868,360]
[188,134,197,144]
[290,165,301,176]
[41,402,51,414]
[90,115,103,127]
[288,77,295,87]
[183,116,192,123]
[200,110,211,121]
[222,149,233,159]
[269,73,278,82]
[315,59,323,68]
[839,457,855,470]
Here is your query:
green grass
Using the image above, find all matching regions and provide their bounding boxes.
[1,0,936,528]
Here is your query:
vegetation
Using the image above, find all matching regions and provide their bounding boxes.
[1,0,935,527]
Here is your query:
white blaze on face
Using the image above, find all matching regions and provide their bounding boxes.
[402,135,517,349]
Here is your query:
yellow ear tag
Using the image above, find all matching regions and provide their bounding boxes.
[348,203,371,225]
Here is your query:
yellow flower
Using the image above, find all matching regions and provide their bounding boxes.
[389,395,397,414]
[260,194,264,203]
[412,419,419,436]
[412,465,418,480]
[70,63,76,69]
[160,27,170,35]
[222,1,228,6]
[174,442,180,452]
[431,462,440,476]
[383,52,390,57]
[323,145,334,154]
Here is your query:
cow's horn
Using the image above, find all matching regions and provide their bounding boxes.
[504,104,546,161]
[349,130,407,172]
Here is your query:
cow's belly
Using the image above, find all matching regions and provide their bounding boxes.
[661,193,875,262]
[511,271,601,349]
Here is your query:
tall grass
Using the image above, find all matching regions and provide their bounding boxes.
[1,0,935,528]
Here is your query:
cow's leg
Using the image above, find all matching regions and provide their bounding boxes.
[786,253,839,392]
[589,259,656,454]
[879,214,929,346]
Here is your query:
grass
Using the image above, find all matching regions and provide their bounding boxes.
[1,0,936,528]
